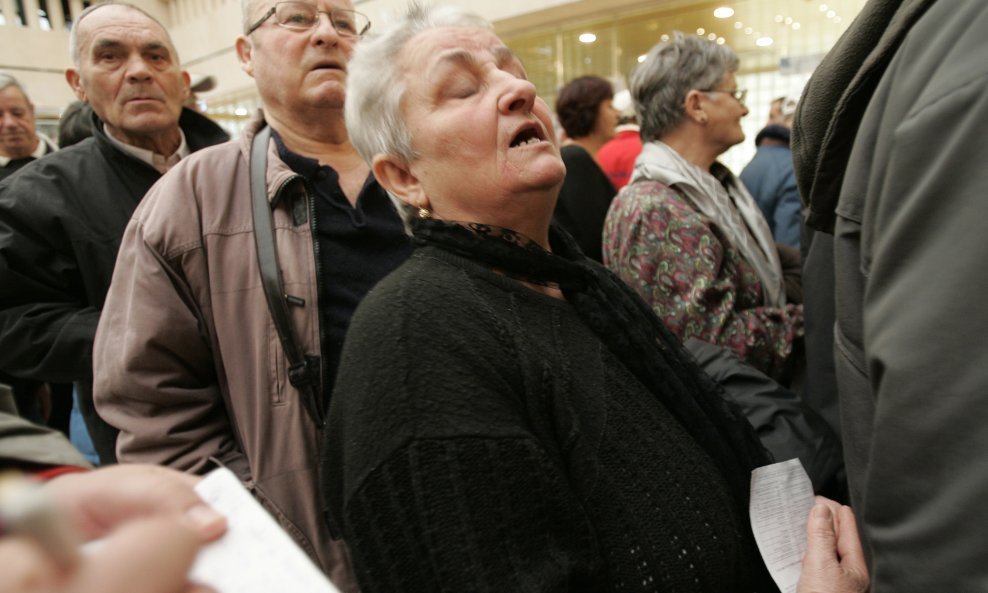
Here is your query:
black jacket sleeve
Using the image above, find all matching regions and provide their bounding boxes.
[685,338,842,493]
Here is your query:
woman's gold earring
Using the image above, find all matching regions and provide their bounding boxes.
[417,207,431,219]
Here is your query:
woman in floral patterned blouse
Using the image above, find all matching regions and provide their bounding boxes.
[602,32,802,382]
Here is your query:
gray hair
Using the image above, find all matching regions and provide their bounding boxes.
[631,31,738,142]
[241,0,258,34]
[345,2,492,229]
[0,72,31,104]
[69,3,175,66]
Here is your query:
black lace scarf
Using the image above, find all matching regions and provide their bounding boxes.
[412,217,771,511]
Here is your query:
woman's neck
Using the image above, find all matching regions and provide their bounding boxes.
[570,135,607,158]
[660,130,719,172]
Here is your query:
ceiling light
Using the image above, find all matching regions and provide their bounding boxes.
[661,34,669,41]
[784,17,793,24]
[792,22,801,29]
[637,54,647,62]
[713,7,734,19]
[579,32,596,43]
[774,14,783,23]
[827,10,836,17]
[833,16,842,23]
[716,37,725,45]
[734,21,743,29]
[708,33,717,40]
[696,27,705,35]
[744,27,753,34]
[819,4,828,11]
[756,36,774,47]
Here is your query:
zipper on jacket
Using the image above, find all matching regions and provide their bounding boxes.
[301,177,329,428]
[270,174,325,422]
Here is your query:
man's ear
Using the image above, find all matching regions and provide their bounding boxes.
[65,69,86,101]
[372,154,429,210]
[235,36,255,78]
[180,70,192,102]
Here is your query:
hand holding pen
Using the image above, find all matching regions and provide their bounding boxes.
[0,464,227,593]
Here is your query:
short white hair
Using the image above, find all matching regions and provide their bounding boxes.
[345,3,492,228]
[346,2,490,164]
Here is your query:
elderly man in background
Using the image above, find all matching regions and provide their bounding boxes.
[0,2,229,465]
[0,73,56,182]
[93,0,411,589]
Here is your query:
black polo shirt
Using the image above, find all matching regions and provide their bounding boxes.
[273,131,412,394]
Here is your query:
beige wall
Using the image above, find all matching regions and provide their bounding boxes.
[0,27,74,120]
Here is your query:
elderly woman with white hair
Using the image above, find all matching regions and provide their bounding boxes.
[603,33,803,383]
[321,5,865,593]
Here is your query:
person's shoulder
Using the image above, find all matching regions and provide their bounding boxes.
[351,250,492,332]
[180,108,231,149]
[610,180,705,228]
[178,137,243,171]
[11,138,99,177]
[0,139,99,205]
[360,251,460,305]
[561,143,594,164]
[143,139,244,206]
[615,179,680,207]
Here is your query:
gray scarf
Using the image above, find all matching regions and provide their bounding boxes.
[630,141,785,306]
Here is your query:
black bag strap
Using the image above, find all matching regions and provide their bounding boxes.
[249,125,324,426]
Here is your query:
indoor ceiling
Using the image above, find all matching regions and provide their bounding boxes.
[499,0,866,94]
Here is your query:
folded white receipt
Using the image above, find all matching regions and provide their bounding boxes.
[749,458,815,593]
[191,467,340,593]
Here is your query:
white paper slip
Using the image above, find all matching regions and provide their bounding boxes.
[191,467,340,593]
[749,458,816,593]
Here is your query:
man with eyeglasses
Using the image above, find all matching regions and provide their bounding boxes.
[92,0,411,589]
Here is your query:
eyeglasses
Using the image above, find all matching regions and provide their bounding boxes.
[700,88,748,105]
[246,2,371,37]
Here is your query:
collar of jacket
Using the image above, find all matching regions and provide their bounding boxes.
[792,0,938,233]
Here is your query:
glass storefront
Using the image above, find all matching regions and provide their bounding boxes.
[500,0,866,171]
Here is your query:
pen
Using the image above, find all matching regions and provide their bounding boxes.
[0,472,80,571]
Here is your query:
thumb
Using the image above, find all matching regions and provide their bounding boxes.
[71,517,205,593]
[802,503,838,574]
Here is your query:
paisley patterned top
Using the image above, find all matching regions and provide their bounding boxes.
[603,179,803,380]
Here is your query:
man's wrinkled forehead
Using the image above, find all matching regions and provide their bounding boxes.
[77,5,177,59]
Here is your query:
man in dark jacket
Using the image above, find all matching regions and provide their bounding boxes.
[794,1,988,591]
[0,2,228,465]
